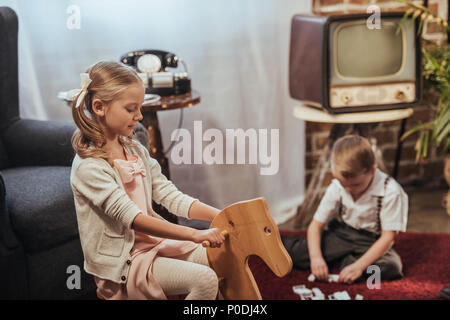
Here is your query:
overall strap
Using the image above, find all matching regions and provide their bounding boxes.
[337,195,346,222]
[375,176,391,233]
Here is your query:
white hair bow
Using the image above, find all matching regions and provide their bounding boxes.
[65,73,92,108]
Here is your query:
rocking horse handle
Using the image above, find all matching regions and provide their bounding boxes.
[202,230,229,248]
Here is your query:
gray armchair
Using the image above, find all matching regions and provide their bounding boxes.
[0,6,95,299]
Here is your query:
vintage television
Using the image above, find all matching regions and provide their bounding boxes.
[289,12,422,114]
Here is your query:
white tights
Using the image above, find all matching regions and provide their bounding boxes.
[152,244,219,300]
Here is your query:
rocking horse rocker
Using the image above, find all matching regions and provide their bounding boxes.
[202,198,293,300]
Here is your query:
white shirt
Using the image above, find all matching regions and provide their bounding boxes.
[313,169,408,234]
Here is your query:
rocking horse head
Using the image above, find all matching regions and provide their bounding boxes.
[205,197,293,300]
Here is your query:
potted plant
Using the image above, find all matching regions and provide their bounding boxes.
[396,0,450,214]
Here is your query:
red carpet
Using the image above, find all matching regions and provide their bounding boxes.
[249,231,450,300]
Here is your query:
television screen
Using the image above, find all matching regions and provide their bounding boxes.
[335,22,403,78]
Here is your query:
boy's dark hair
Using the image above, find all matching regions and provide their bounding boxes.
[331,135,375,178]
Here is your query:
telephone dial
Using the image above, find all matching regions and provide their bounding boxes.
[120,50,191,96]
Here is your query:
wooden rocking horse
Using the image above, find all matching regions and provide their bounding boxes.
[202,198,293,300]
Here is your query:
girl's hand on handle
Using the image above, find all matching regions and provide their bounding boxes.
[192,228,225,248]
[310,256,329,281]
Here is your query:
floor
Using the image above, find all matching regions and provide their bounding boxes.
[80,186,449,301]
[279,186,450,234]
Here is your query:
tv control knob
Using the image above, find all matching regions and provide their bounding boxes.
[340,92,352,105]
[395,90,406,101]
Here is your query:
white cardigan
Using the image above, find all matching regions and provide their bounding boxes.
[70,139,197,284]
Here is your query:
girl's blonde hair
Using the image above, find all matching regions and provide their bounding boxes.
[331,135,375,178]
[71,61,142,166]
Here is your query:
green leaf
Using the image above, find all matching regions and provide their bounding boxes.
[401,123,434,141]
[425,50,441,70]
[435,106,450,136]
[416,131,425,161]
[397,11,413,34]
[423,130,429,158]
[437,122,450,145]
[417,15,425,36]
[443,137,450,153]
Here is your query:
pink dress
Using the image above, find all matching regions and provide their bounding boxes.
[94,152,198,300]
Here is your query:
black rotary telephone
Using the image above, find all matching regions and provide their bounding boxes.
[120,49,191,96]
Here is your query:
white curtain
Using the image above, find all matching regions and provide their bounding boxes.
[1,0,310,224]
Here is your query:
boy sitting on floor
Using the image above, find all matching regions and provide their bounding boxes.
[284,135,408,283]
